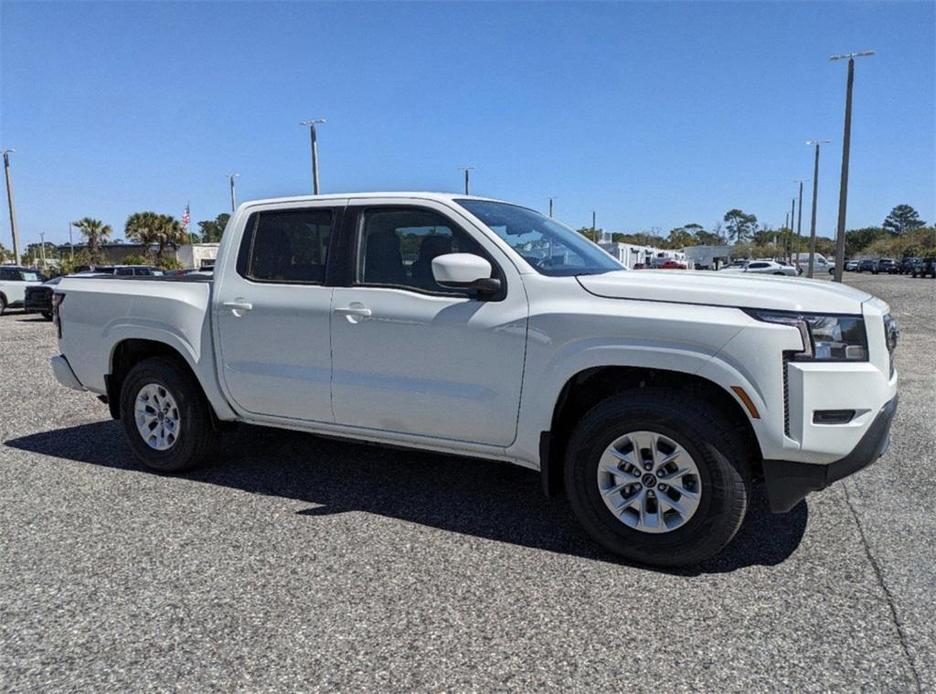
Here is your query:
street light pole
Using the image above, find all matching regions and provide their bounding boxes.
[228,173,240,212]
[548,197,555,218]
[830,50,874,283]
[68,221,74,260]
[805,140,830,278]
[3,149,22,266]
[300,119,326,194]
[458,166,474,195]
[39,231,46,267]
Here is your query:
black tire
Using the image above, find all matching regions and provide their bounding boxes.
[119,356,217,473]
[564,389,751,567]
[42,311,53,321]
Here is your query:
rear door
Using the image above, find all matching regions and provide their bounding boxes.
[214,201,343,422]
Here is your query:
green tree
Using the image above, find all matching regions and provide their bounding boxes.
[126,212,187,261]
[73,217,113,263]
[577,226,601,242]
[197,213,230,243]
[844,227,891,257]
[883,204,925,234]
[666,224,704,249]
[125,211,161,259]
[723,209,758,243]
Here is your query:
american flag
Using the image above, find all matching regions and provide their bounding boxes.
[182,203,190,229]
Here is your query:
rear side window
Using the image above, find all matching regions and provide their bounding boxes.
[748,262,769,269]
[238,208,334,284]
[116,267,134,276]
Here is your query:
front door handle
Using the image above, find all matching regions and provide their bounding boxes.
[223,300,253,316]
[334,304,372,323]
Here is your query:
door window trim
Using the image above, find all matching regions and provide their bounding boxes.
[235,205,342,286]
[346,204,507,301]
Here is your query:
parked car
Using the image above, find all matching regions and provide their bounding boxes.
[857,259,877,273]
[51,193,899,567]
[845,260,859,272]
[0,266,44,314]
[24,276,63,319]
[898,257,919,275]
[873,258,897,275]
[911,256,936,278]
[719,260,797,276]
[657,259,687,270]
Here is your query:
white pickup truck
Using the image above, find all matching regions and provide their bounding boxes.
[50,193,899,566]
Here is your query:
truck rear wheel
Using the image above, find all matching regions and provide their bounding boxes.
[119,357,217,473]
[564,388,750,567]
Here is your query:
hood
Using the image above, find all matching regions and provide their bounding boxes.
[576,270,872,314]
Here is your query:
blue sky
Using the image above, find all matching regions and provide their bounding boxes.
[1,1,934,247]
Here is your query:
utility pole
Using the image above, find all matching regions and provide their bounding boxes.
[548,197,555,218]
[806,140,830,278]
[68,221,74,260]
[789,197,796,262]
[39,231,46,268]
[793,179,806,271]
[228,173,240,212]
[592,211,597,232]
[300,119,326,194]
[458,166,474,195]
[830,51,874,283]
[3,149,22,266]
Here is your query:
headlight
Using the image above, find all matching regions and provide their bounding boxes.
[745,309,868,361]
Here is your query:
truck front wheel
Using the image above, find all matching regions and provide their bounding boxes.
[119,357,217,473]
[564,389,751,567]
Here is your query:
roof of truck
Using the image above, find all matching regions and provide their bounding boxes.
[238,192,510,207]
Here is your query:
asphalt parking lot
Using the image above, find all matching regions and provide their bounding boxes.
[1,273,933,692]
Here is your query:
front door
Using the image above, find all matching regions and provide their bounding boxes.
[215,202,341,422]
[330,201,528,446]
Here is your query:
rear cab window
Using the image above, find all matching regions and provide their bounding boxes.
[237,208,334,284]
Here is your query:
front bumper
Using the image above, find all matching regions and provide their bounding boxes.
[763,394,897,512]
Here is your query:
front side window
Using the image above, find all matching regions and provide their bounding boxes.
[456,199,622,277]
[357,207,487,292]
[116,267,134,276]
[241,208,333,284]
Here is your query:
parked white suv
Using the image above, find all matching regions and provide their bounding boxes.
[49,193,899,566]
[0,266,44,313]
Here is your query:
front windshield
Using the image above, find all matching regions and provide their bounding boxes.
[456,199,622,277]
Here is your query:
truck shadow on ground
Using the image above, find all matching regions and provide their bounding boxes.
[6,420,808,575]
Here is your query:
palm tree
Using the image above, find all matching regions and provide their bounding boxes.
[125,212,161,260]
[154,214,187,262]
[72,217,113,263]
[126,212,187,263]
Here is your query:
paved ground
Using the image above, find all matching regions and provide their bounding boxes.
[0,273,933,692]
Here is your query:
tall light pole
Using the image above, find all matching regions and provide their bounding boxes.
[3,149,22,266]
[68,221,74,260]
[830,50,874,282]
[806,140,830,278]
[458,166,474,195]
[793,179,807,270]
[300,119,326,194]
[39,231,46,267]
[789,197,796,262]
[548,196,555,218]
[227,173,240,212]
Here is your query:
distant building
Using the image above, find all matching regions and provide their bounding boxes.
[683,245,733,270]
[599,242,689,269]
[176,243,219,269]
